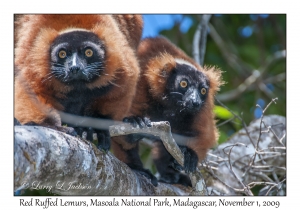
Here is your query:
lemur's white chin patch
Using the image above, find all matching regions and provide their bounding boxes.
[175,58,197,69]
[59,27,90,34]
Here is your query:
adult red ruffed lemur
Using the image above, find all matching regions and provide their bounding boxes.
[117,36,223,187]
[14,14,159,185]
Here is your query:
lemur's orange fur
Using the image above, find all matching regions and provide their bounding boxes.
[113,36,223,186]
[112,15,143,50]
[132,36,223,161]
[14,15,140,131]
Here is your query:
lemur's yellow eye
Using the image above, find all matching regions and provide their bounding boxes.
[58,50,67,58]
[180,80,188,88]
[85,49,93,57]
[201,88,206,95]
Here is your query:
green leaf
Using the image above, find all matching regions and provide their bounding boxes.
[214,105,234,120]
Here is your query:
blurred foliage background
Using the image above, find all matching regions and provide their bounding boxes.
[140,14,286,174]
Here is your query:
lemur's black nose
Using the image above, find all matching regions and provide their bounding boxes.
[70,66,80,74]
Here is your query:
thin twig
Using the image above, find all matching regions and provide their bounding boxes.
[263,72,286,84]
[203,162,246,193]
[265,178,286,196]
[208,23,249,77]
[223,143,253,196]
[216,50,285,103]
[216,116,236,127]
[217,70,261,102]
[216,98,256,147]
[262,119,286,147]
[242,98,278,178]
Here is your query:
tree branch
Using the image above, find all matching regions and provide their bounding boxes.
[208,23,249,77]
[216,70,261,102]
[110,122,184,166]
[192,14,212,66]
[202,114,286,195]
[216,50,286,102]
[109,121,208,195]
[14,125,192,195]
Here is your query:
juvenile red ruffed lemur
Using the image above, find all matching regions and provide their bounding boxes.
[118,36,223,187]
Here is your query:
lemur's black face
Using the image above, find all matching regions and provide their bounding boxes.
[163,60,209,114]
[49,30,105,84]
